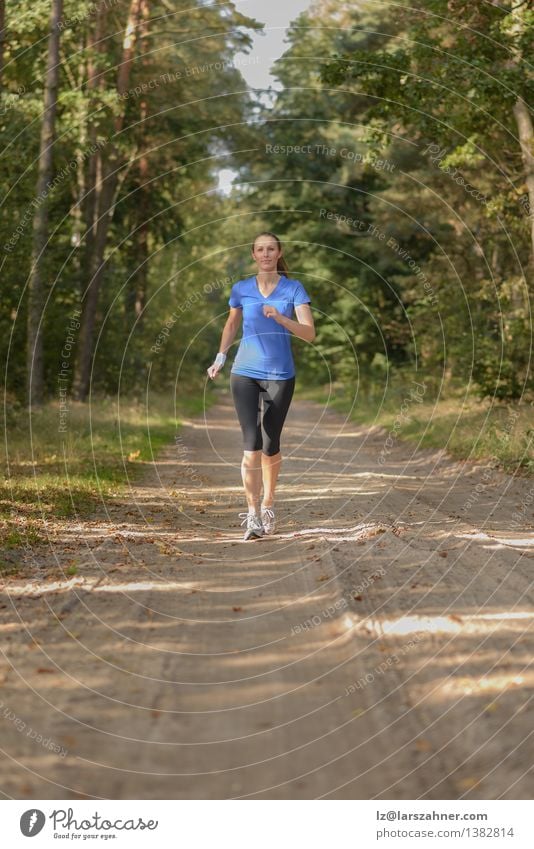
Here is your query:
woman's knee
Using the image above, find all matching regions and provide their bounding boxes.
[243,448,263,465]
[262,442,281,457]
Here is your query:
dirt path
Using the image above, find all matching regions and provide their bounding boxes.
[1,391,533,799]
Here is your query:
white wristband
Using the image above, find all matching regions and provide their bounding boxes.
[214,352,226,367]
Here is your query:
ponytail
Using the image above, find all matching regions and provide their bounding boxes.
[277,255,289,277]
[252,231,289,277]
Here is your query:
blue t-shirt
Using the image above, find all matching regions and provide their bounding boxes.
[228,275,311,380]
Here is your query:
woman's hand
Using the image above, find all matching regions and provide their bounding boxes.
[207,352,226,379]
[263,305,283,323]
[207,362,223,379]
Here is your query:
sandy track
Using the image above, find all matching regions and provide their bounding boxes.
[1,391,533,799]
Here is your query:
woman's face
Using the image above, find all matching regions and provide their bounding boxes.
[252,236,281,272]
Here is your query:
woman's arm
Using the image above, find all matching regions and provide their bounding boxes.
[219,307,242,353]
[263,303,316,343]
[207,308,242,379]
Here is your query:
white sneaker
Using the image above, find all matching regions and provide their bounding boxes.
[239,511,264,541]
[261,504,276,535]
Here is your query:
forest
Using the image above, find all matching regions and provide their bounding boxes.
[1,0,533,549]
[1,0,534,808]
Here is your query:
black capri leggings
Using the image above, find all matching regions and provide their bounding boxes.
[230,373,295,456]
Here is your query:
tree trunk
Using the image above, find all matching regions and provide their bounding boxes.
[0,0,6,90]
[126,0,150,327]
[26,0,63,407]
[72,3,108,298]
[513,95,534,284]
[136,0,150,323]
[72,0,142,401]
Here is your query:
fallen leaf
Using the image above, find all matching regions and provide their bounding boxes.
[353,594,363,601]
[18,783,33,795]
[457,777,480,790]
[36,667,55,674]
[414,738,432,752]
[232,606,242,612]
[156,543,177,556]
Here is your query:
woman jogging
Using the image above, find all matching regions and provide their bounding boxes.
[207,232,315,540]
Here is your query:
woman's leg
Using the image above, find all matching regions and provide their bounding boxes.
[260,377,295,505]
[230,373,263,512]
[242,451,263,512]
[261,452,281,507]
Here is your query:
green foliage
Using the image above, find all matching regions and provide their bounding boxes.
[315,0,534,400]
[1,0,260,399]
[1,0,533,431]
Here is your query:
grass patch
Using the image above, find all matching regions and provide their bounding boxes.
[298,380,534,473]
[0,559,19,577]
[2,525,43,548]
[1,380,212,550]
